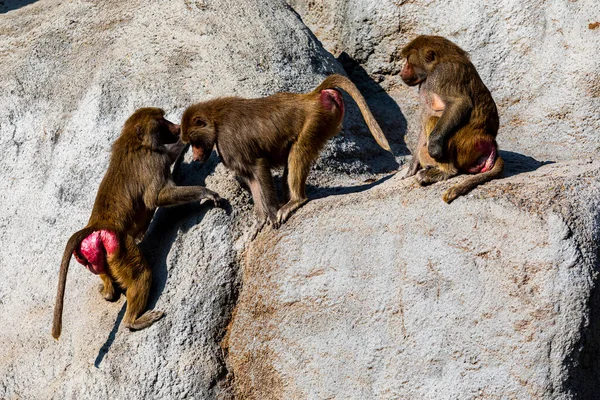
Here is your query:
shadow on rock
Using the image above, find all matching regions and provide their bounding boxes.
[500,150,553,178]
[142,150,223,310]
[337,51,409,158]
[307,171,397,201]
[568,278,600,398]
[94,304,126,368]
[94,150,221,366]
[565,212,600,398]
[0,0,37,13]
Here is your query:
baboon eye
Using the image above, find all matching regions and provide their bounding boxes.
[193,117,206,127]
[425,50,436,63]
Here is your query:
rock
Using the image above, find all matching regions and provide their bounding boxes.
[287,0,600,162]
[227,158,600,399]
[2,0,599,399]
[0,0,348,398]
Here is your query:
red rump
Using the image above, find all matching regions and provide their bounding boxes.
[320,89,344,115]
[73,230,119,275]
[467,140,498,174]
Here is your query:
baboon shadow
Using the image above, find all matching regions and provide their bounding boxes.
[141,152,225,312]
[499,150,553,177]
[94,304,125,367]
[337,52,409,160]
[306,171,397,202]
[0,0,37,13]
[304,151,549,203]
[94,149,222,367]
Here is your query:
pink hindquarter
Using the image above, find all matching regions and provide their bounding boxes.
[467,141,498,174]
[73,230,119,275]
[320,89,345,116]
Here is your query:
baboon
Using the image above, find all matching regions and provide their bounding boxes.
[52,108,222,339]
[180,74,391,232]
[400,35,504,203]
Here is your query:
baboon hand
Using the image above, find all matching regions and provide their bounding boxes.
[403,170,416,179]
[250,217,273,241]
[203,190,223,208]
[427,138,444,161]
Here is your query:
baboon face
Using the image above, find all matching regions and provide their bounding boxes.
[180,108,216,163]
[399,44,437,86]
[154,117,181,145]
[399,52,431,86]
[400,35,470,86]
[126,107,180,148]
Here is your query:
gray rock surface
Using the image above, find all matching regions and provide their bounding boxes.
[288,0,600,162]
[1,0,599,399]
[228,159,600,399]
[0,0,352,398]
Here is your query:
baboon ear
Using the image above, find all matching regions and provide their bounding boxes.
[425,50,436,63]
[135,123,144,140]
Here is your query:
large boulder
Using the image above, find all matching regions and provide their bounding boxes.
[1,0,599,399]
[227,158,600,399]
[288,0,600,162]
[0,0,350,398]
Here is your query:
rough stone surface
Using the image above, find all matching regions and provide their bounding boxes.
[228,159,600,399]
[1,0,599,399]
[288,0,600,162]
[0,0,358,398]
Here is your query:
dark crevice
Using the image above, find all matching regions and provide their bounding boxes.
[565,207,600,399]
[168,150,241,399]
[210,259,240,400]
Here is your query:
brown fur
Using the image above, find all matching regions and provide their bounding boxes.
[180,74,391,230]
[400,35,504,203]
[52,108,222,339]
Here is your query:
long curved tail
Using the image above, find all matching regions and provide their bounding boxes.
[443,155,504,203]
[314,74,392,153]
[52,226,96,339]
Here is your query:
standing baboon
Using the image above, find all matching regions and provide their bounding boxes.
[181,74,391,232]
[52,108,222,339]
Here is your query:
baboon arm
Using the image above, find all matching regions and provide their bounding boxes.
[428,98,472,160]
[155,185,221,208]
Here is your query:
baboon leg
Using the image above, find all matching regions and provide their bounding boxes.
[424,116,439,138]
[443,155,504,204]
[98,274,120,302]
[123,271,162,331]
[277,139,315,224]
[414,115,459,185]
[246,158,279,228]
[281,165,290,204]
[110,236,163,331]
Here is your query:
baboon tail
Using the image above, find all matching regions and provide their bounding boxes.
[314,74,392,153]
[443,155,504,204]
[52,226,96,340]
